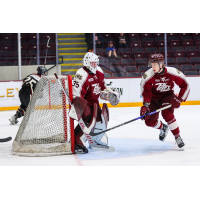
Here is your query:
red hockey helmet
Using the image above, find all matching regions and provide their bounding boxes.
[148,53,165,67]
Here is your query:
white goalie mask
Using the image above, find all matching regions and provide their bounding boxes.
[83,52,99,74]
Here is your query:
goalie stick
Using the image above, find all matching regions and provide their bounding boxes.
[90,104,172,136]
[54,73,114,152]
[0,137,12,143]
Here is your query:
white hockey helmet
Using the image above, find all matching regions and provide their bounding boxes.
[83,52,99,74]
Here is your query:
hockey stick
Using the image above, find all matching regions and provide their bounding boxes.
[54,73,114,152]
[0,137,12,143]
[90,104,172,136]
[44,37,51,68]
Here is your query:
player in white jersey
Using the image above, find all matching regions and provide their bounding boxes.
[9,66,47,125]
[72,52,120,153]
[140,53,190,148]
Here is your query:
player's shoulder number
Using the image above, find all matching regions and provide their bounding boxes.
[72,80,80,88]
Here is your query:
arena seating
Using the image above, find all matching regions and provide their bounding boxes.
[0,33,56,66]
[2,33,200,77]
[97,33,200,77]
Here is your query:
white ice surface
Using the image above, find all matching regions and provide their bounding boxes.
[0,105,200,166]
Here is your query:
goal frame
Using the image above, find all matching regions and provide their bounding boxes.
[67,75,75,154]
[12,75,75,156]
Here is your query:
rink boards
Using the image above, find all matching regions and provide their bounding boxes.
[0,76,200,110]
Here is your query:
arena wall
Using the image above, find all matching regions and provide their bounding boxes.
[0,76,200,111]
[0,65,61,81]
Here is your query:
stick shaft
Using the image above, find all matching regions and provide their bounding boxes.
[54,73,72,105]
[90,104,171,136]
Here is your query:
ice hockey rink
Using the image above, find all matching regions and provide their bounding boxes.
[0,105,200,166]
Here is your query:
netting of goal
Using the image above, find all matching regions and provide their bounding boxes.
[12,75,75,156]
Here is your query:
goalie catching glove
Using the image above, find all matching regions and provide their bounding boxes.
[100,88,120,106]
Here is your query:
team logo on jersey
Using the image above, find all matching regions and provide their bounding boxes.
[75,74,83,80]
[160,77,166,82]
[143,73,147,79]
[176,69,181,74]
[94,75,97,79]
[88,78,94,82]
[160,77,170,82]
[155,83,171,92]
[92,83,101,95]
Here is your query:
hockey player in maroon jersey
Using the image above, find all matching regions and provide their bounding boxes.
[9,66,48,125]
[140,53,190,148]
[72,52,120,153]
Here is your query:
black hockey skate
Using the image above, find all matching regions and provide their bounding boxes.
[9,107,25,125]
[9,114,19,125]
[159,123,169,142]
[175,136,185,148]
[75,144,88,154]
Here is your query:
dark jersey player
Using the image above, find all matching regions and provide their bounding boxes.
[140,53,190,148]
[9,66,47,125]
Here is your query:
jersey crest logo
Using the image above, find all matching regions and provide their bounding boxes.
[160,77,170,82]
[160,77,166,82]
[155,83,171,92]
[176,69,181,74]
[88,78,94,82]
[92,83,101,95]
[75,74,83,80]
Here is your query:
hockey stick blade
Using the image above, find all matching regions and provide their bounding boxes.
[0,137,12,143]
[90,104,172,136]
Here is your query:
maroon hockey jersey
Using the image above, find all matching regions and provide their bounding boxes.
[140,67,190,103]
[72,66,107,106]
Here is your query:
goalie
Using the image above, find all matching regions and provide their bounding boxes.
[9,66,47,125]
[72,52,120,153]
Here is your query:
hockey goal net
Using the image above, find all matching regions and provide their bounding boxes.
[12,75,75,156]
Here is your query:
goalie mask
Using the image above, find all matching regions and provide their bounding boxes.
[83,52,99,74]
[37,66,48,76]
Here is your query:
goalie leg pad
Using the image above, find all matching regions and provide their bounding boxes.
[69,97,88,121]
[75,104,95,146]
[91,118,108,146]
[90,105,109,146]
[102,103,109,127]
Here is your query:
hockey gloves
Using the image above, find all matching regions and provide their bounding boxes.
[100,89,120,106]
[140,106,150,120]
[171,95,182,109]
